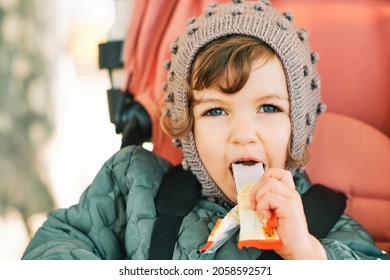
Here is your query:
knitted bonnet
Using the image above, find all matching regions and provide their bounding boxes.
[163,0,324,207]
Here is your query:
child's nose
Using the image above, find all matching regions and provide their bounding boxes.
[229,117,259,145]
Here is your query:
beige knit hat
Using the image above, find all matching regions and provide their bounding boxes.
[163,0,325,207]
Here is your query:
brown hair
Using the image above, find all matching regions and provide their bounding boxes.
[161,34,309,168]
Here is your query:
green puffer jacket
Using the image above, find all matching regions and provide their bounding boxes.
[22,146,388,260]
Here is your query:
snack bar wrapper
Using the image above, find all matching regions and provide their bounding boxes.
[200,162,282,254]
[234,162,283,250]
[199,205,240,254]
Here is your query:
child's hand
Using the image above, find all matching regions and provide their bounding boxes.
[250,168,327,260]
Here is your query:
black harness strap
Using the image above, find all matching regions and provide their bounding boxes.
[302,184,347,238]
[148,165,347,260]
[148,165,201,260]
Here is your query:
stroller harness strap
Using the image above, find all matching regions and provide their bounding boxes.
[148,165,346,260]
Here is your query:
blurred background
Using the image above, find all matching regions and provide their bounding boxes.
[1,0,389,259]
[0,0,121,259]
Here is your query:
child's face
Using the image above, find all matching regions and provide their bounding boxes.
[192,57,291,203]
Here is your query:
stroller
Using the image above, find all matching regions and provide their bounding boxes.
[98,0,390,254]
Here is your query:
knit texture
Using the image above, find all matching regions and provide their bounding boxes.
[164,0,324,207]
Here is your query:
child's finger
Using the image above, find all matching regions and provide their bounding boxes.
[253,191,287,219]
[250,168,294,206]
[251,176,292,204]
[261,168,295,190]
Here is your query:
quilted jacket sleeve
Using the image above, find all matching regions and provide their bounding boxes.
[295,172,389,260]
[22,146,171,260]
[321,214,389,260]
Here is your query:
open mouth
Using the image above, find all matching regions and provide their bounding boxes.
[233,160,259,166]
[229,160,265,176]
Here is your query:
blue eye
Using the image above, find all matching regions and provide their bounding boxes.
[205,107,225,116]
[260,104,280,113]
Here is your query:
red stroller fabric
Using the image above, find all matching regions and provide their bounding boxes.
[122,0,230,164]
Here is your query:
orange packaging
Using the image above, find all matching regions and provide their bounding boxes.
[236,181,282,250]
[233,163,283,250]
[199,206,239,253]
[200,163,282,254]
